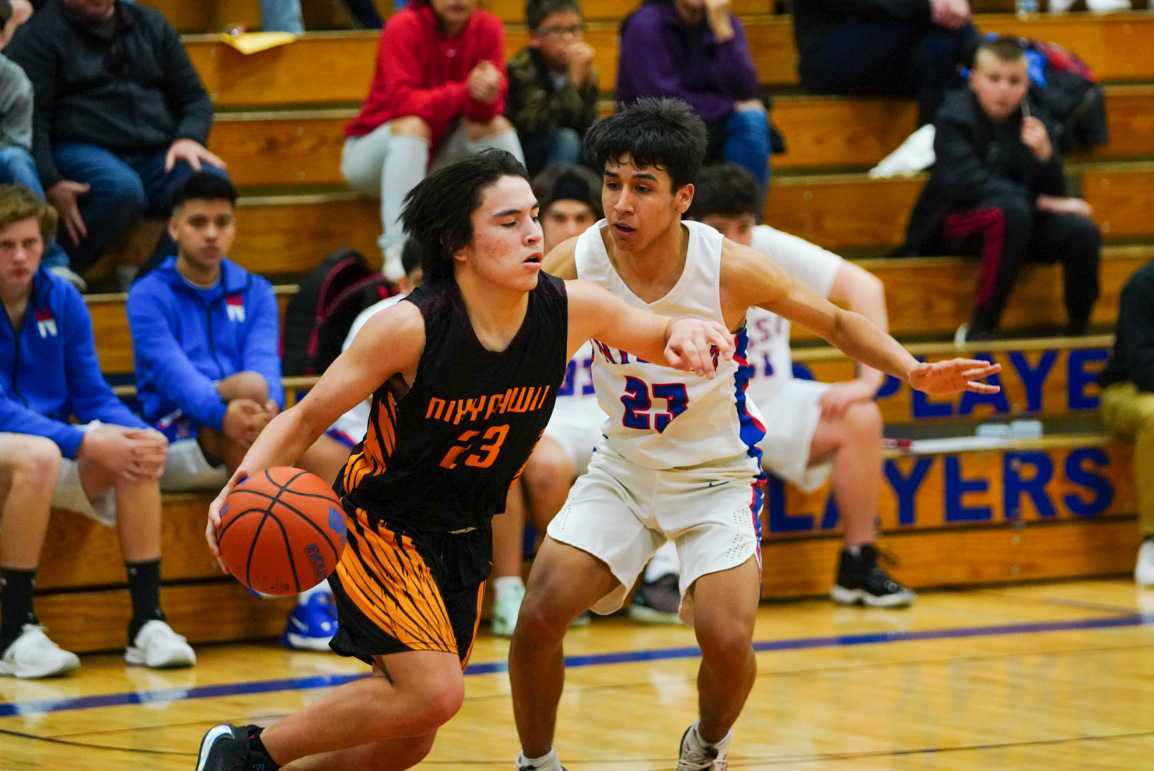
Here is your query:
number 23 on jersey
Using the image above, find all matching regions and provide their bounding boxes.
[621,376,690,432]
[439,424,510,469]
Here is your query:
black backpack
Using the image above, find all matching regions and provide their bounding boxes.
[282,248,395,375]
[1024,39,1109,152]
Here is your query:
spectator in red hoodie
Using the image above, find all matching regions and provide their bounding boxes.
[341,0,524,281]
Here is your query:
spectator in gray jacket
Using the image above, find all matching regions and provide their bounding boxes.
[6,0,229,279]
[0,0,79,287]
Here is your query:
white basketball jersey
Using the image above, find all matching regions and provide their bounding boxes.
[575,220,764,472]
[555,340,598,406]
[744,225,841,405]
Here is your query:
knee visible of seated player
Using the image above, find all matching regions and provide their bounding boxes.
[0,185,192,676]
[1099,261,1154,585]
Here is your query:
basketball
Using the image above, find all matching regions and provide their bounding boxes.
[216,467,348,596]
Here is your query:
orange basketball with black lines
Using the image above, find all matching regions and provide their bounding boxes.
[216,467,348,596]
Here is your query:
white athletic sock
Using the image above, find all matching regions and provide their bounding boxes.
[516,749,561,771]
[690,721,732,753]
[644,540,681,582]
[492,575,525,599]
[298,579,331,603]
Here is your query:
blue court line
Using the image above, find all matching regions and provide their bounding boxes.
[2,612,1151,718]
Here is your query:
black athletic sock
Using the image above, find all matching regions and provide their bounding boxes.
[247,725,281,771]
[125,559,166,642]
[0,568,38,653]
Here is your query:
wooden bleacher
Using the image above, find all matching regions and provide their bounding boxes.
[38,428,1138,652]
[199,85,1154,190]
[180,12,1154,107]
[86,247,1148,373]
[766,166,1154,249]
[39,6,1153,651]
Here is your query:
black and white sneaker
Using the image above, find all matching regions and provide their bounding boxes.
[676,724,729,770]
[628,573,682,625]
[831,544,916,608]
[196,724,269,771]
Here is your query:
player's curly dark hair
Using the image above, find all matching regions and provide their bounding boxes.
[583,97,707,192]
[400,150,530,286]
[686,163,761,221]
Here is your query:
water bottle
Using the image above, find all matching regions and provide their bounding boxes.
[1017,0,1039,13]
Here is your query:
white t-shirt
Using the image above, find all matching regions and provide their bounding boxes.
[744,225,842,405]
[329,294,407,443]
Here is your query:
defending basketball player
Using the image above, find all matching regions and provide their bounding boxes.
[194,150,735,771]
[507,98,1002,771]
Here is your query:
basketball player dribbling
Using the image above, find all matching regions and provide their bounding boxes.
[508,98,1003,771]
[193,150,735,771]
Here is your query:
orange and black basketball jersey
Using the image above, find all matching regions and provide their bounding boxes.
[335,273,569,532]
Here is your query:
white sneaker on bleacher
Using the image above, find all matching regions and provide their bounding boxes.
[125,620,196,669]
[869,124,935,179]
[0,625,80,679]
[1136,539,1154,587]
[48,265,87,292]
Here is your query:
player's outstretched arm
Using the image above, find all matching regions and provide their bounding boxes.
[722,241,1001,395]
[565,279,734,377]
[205,302,426,559]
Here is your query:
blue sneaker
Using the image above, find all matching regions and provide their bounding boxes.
[282,592,338,651]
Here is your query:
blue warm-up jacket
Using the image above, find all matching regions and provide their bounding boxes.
[126,257,283,431]
[0,267,146,458]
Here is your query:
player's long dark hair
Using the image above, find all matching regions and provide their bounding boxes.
[686,163,761,221]
[400,150,530,286]
[584,97,708,192]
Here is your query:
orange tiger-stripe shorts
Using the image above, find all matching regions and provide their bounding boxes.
[328,506,490,667]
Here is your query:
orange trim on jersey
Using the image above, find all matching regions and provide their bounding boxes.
[333,507,459,654]
[341,391,398,496]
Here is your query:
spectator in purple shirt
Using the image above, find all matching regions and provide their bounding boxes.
[616,0,771,198]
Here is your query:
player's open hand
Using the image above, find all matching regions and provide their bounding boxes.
[664,318,735,377]
[206,469,249,571]
[909,358,1002,396]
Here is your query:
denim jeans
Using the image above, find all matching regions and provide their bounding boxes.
[51,142,229,271]
[261,0,385,31]
[259,0,303,33]
[0,145,71,270]
[122,0,306,33]
[721,108,771,191]
[799,21,976,125]
[521,127,583,176]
